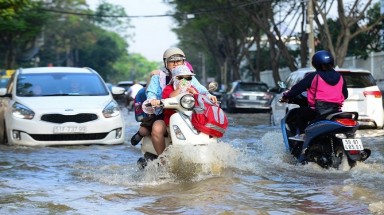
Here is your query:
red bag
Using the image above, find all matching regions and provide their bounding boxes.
[191,94,228,137]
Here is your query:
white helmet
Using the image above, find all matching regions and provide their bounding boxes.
[163,47,186,62]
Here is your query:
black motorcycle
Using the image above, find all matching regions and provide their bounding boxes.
[280,95,371,169]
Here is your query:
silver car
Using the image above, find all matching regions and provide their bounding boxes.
[221,81,273,113]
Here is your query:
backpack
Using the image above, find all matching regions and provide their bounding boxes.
[191,94,228,137]
[134,88,148,122]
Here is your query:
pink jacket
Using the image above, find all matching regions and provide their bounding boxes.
[307,75,345,108]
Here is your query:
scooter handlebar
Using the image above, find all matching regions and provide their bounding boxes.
[145,101,164,107]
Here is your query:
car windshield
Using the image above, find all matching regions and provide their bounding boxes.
[236,83,268,92]
[16,73,109,97]
[339,72,376,88]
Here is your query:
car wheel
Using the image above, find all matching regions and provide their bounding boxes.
[227,102,235,113]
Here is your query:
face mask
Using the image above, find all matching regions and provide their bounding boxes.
[173,78,191,93]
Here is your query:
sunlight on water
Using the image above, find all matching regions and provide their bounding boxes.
[250,129,384,180]
[256,130,384,215]
[356,129,384,138]
[234,131,293,172]
[69,124,384,215]
[71,140,243,186]
[369,201,384,215]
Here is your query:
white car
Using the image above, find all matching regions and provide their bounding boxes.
[0,67,126,146]
[270,68,384,129]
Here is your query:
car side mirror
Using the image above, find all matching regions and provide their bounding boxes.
[0,88,7,96]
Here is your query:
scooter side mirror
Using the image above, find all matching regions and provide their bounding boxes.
[208,82,218,91]
[277,81,287,89]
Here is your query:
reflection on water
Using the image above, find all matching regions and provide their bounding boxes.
[1,112,384,214]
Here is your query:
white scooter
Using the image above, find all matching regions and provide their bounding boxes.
[137,92,222,170]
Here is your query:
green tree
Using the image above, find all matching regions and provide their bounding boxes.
[112,53,159,84]
[171,0,257,86]
[35,1,134,82]
[36,0,100,67]
[92,1,132,39]
[78,30,127,80]
[313,0,384,66]
[0,0,49,68]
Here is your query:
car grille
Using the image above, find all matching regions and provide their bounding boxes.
[41,114,98,123]
[30,133,108,141]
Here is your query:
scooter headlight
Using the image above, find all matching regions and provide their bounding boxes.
[180,94,195,110]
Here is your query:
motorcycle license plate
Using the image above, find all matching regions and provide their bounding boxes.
[342,139,364,150]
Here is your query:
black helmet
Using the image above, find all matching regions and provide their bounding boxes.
[312,50,334,70]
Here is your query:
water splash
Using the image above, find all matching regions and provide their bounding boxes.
[158,141,240,182]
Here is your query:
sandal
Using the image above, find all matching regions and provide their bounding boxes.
[131,132,143,146]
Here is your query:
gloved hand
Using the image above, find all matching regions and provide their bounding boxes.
[279,92,289,103]
[279,97,288,103]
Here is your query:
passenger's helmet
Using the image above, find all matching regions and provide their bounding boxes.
[163,47,185,62]
[312,50,334,70]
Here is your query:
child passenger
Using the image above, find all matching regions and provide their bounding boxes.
[130,62,205,146]
[162,64,199,125]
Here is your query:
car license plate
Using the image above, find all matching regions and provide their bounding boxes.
[249,95,257,100]
[53,126,86,134]
[342,139,364,150]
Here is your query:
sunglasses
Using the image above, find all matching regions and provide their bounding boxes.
[176,76,192,81]
[168,60,184,65]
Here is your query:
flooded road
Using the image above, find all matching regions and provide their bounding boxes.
[1,111,384,214]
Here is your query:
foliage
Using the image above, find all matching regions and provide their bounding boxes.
[0,0,50,68]
[92,1,132,39]
[313,0,384,66]
[78,30,126,80]
[1,0,383,87]
[0,0,32,19]
[0,0,151,83]
[111,54,160,84]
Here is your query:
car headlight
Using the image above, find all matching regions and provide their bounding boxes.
[103,101,120,118]
[12,102,35,119]
[180,94,195,110]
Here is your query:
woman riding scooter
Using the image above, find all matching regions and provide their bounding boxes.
[281,50,348,141]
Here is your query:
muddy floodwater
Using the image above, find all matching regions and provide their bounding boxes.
[1,111,384,214]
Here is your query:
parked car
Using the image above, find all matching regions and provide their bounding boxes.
[221,81,273,113]
[0,77,10,88]
[116,80,147,107]
[0,69,15,88]
[270,67,384,129]
[0,67,126,146]
[117,80,134,91]
[377,79,384,106]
